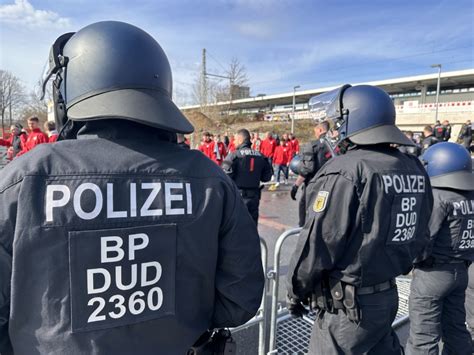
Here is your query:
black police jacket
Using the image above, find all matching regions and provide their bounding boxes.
[0,121,264,355]
[222,142,272,189]
[434,124,446,140]
[423,188,474,262]
[299,135,331,183]
[421,135,439,154]
[287,145,433,299]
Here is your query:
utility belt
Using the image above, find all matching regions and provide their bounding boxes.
[311,276,396,323]
[238,188,261,199]
[187,329,236,355]
[416,256,471,269]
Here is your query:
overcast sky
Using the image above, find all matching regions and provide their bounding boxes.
[1,0,473,106]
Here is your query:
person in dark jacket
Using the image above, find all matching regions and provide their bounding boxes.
[287,85,433,355]
[0,21,264,355]
[0,123,27,160]
[222,128,273,225]
[421,125,439,154]
[442,120,451,141]
[290,120,332,227]
[459,120,472,150]
[467,264,474,343]
[407,142,474,355]
[433,120,446,141]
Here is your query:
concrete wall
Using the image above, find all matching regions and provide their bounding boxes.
[392,91,474,105]
[396,111,472,140]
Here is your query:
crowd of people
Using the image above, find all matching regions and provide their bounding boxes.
[397,119,473,157]
[194,130,300,185]
[0,116,58,161]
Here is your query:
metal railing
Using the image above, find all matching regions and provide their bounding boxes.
[267,227,302,354]
[235,226,413,354]
[232,238,269,355]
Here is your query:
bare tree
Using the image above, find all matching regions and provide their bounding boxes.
[227,57,248,89]
[20,89,48,123]
[192,56,249,119]
[0,70,25,132]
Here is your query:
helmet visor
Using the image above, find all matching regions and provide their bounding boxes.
[308,87,342,123]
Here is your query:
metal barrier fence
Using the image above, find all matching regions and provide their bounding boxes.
[0,147,7,170]
[232,238,269,355]
[264,228,412,354]
[267,227,302,354]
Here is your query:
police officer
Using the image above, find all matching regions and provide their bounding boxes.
[421,125,439,154]
[0,21,264,355]
[467,264,474,343]
[406,142,474,355]
[286,84,433,354]
[459,119,473,150]
[290,120,332,227]
[433,120,446,141]
[222,128,273,225]
[442,120,452,142]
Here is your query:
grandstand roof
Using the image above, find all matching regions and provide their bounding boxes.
[180,68,474,111]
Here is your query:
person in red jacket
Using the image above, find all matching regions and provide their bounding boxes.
[260,131,276,163]
[44,121,59,143]
[273,141,291,186]
[198,131,213,159]
[16,116,49,157]
[0,123,27,160]
[251,132,262,152]
[288,133,300,156]
[227,133,236,153]
[211,134,227,165]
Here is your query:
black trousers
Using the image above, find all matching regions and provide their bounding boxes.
[240,189,261,226]
[298,184,307,227]
[310,287,401,354]
[467,264,474,344]
[407,263,472,355]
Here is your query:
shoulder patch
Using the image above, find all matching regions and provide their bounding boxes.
[313,191,329,212]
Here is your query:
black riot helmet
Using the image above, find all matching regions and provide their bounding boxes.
[309,84,413,149]
[422,142,474,191]
[41,21,194,138]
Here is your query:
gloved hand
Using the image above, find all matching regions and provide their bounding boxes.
[290,184,298,200]
[287,296,308,318]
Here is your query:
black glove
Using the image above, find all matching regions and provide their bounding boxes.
[290,184,299,200]
[287,296,308,318]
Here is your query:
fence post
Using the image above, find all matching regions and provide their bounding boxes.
[258,238,269,355]
[267,228,302,354]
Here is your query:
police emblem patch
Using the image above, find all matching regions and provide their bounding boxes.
[313,191,329,212]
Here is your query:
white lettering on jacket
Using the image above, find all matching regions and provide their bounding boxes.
[45,181,193,222]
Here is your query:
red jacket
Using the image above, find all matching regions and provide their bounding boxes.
[289,138,299,155]
[273,144,292,165]
[0,133,27,160]
[48,131,59,143]
[16,128,48,156]
[0,136,13,148]
[211,141,227,165]
[198,140,214,159]
[260,138,276,158]
[252,138,261,151]
[228,140,236,153]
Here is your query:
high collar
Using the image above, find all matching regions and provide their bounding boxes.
[76,119,176,143]
[237,142,251,149]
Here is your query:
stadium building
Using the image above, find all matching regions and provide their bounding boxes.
[181,69,474,140]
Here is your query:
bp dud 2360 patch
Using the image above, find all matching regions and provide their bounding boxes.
[313,191,329,212]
